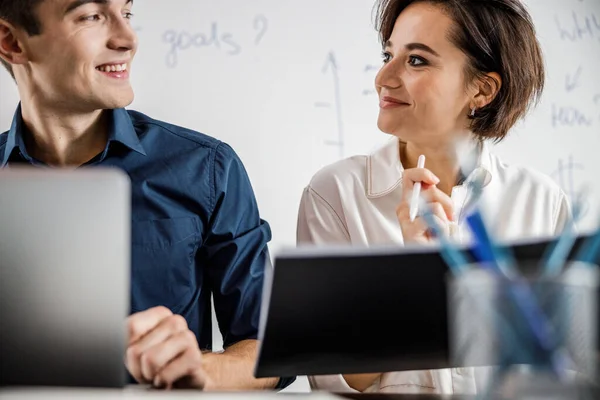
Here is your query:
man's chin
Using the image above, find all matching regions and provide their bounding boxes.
[100,91,135,110]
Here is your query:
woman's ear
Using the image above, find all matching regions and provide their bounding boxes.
[472,72,502,109]
[0,19,29,67]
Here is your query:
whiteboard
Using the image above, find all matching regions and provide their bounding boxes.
[1,0,599,251]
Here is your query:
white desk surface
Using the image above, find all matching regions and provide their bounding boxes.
[0,386,343,400]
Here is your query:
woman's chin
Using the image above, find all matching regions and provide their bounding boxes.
[377,120,408,139]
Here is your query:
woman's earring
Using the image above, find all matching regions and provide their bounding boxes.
[470,107,476,117]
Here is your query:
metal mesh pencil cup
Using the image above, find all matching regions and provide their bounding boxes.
[448,262,598,399]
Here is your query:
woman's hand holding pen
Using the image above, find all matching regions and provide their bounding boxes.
[396,167,454,243]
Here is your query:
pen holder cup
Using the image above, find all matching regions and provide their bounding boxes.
[448,262,599,399]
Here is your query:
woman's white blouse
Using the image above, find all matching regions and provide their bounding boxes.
[296,137,571,394]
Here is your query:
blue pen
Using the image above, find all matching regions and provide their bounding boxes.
[574,227,600,264]
[460,172,516,274]
[541,195,586,278]
[418,198,470,275]
[454,144,569,377]
[466,211,516,278]
[465,208,569,377]
[418,200,535,371]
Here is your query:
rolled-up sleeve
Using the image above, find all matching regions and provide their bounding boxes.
[202,142,270,347]
[201,143,294,390]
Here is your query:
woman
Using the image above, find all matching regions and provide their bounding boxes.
[296,0,571,394]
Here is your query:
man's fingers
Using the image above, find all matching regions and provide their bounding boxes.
[125,307,175,383]
[132,314,189,354]
[154,346,208,390]
[127,314,189,382]
[140,329,199,383]
[127,306,173,344]
[125,343,148,384]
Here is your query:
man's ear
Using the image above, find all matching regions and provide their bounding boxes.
[472,72,502,109]
[0,19,29,67]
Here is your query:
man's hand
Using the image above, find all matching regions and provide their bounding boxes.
[125,306,213,389]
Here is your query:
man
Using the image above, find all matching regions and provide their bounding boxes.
[0,0,292,390]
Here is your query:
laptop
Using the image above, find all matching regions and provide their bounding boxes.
[0,167,130,387]
[255,234,599,379]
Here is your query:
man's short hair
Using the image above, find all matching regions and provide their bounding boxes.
[0,0,45,79]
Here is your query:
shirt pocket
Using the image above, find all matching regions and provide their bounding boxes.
[130,217,200,313]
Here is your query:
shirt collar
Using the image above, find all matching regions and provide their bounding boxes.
[1,103,29,167]
[107,108,146,156]
[366,137,493,199]
[1,105,146,167]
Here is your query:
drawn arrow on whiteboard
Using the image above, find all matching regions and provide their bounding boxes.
[321,52,345,159]
[565,66,582,92]
[322,51,339,75]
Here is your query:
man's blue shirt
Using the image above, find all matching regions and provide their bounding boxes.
[0,106,293,388]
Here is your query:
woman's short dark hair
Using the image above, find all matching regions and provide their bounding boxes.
[375,0,545,142]
[0,0,45,79]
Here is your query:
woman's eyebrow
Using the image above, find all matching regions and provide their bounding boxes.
[384,40,441,57]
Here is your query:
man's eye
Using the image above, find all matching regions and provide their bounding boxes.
[82,14,101,22]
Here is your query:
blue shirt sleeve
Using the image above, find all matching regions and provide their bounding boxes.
[201,143,295,390]
[202,142,270,347]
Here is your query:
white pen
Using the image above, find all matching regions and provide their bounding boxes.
[409,154,426,222]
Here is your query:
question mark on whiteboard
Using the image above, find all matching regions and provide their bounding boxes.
[254,15,268,45]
